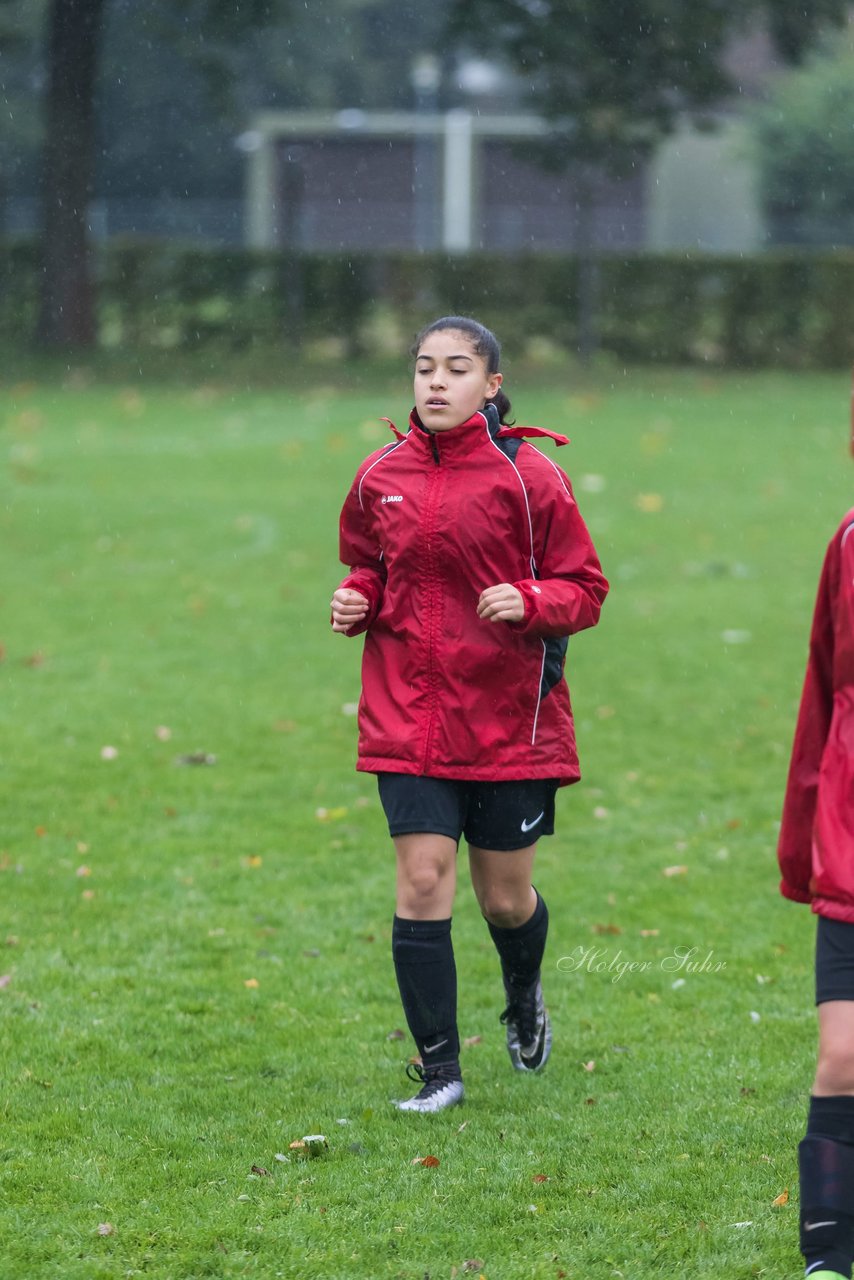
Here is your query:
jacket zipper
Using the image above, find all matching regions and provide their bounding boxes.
[421,436,441,771]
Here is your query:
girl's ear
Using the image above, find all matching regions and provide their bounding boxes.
[486,371,503,400]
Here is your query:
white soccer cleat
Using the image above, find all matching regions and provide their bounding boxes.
[394,1062,465,1113]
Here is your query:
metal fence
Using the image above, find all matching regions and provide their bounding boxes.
[2,197,245,245]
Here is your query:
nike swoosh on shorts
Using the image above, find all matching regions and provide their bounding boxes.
[521,811,545,833]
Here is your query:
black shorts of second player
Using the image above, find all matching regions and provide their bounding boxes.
[377,773,559,852]
[815,915,854,1003]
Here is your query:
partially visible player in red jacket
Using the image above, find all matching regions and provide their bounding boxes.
[779,509,854,1279]
[331,316,608,1112]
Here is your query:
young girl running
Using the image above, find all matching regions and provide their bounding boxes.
[331,316,608,1112]
[780,507,854,1279]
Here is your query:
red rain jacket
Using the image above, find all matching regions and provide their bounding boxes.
[336,406,608,784]
[779,510,854,920]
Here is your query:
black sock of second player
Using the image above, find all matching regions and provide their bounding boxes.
[486,889,549,994]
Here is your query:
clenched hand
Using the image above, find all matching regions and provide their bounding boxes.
[331,588,370,633]
[477,583,525,624]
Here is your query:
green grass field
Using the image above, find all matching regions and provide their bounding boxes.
[2,362,853,1279]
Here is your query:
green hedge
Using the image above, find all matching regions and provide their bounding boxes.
[3,239,854,367]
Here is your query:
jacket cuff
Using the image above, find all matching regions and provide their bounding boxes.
[780,877,812,905]
[506,580,539,632]
[335,572,383,637]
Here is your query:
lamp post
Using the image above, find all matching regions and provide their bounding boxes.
[411,54,441,252]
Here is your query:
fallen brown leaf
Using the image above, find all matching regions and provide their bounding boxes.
[772,1188,789,1207]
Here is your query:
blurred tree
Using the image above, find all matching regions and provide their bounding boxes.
[38,0,105,347]
[94,0,450,201]
[445,0,848,357]
[34,0,300,348]
[764,0,850,63]
[446,0,848,169]
[5,0,449,347]
[0,1,44,204]
[748,32,854,246]
[449,0,730,171]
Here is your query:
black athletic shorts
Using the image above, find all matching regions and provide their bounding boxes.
[815,915,854,1004]
[376,773,559,852]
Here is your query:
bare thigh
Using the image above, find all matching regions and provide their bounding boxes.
[468,843,538,928]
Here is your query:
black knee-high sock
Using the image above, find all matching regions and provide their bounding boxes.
[800,1095,854,1278]
[486,890,549,992]
[391,916,460,1072]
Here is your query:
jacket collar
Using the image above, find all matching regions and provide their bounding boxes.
[381,401,570,455]
[405,403,500,461]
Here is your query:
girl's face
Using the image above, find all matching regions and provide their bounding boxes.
[414,329,502,433]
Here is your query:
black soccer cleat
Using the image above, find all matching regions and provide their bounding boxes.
[500,978,552,1071]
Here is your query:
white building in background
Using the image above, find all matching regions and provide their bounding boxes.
[242,110,649,255]
[242,108,763,256]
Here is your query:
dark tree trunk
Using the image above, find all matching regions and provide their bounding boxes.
[38,0,106,348]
